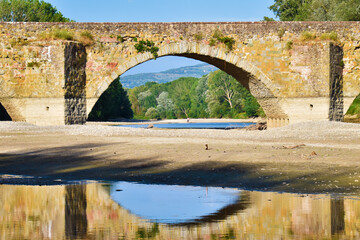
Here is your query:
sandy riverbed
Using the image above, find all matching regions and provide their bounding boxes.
[1,119,360,194]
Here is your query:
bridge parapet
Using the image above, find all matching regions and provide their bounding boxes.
[0,22,359,126]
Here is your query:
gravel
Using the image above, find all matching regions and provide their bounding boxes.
[1,120,360,144]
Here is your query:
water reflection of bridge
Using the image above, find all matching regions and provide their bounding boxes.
[0,183,357,239]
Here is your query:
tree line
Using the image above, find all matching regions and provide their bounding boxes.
[127,71,265,120]
[265,0,360,21]
[0,0,72,22]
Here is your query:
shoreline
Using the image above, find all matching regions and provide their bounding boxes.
[86,118,261,126]
[1,120,360,195]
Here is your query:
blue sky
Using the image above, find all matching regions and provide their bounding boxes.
[46,0,276,75]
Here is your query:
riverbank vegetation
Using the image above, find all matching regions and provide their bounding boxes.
[128,70,265,120]
[345,95,360,123]
[88,77,133,121]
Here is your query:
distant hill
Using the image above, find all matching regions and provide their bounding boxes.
[120,64,218,88]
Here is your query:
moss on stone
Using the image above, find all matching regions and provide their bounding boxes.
[27,61,40,68]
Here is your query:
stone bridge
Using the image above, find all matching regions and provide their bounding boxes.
[0,22,359,127]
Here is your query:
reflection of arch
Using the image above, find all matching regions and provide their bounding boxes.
[109,182,252,227]
[0,102,11,121]
[89,42,288,120]
[171,192,251,227]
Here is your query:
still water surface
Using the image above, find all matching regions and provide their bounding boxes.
[116,122,255,129]
[1,181,360,239]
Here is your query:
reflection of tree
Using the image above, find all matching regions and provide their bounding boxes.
[331,198,345,235]
[65,185,88,239]
[136,223,159,239]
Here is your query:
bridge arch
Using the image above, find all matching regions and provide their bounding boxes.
[87,42,288,123]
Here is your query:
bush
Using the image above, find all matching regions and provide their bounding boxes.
[301,31,316,41]
[320,32,338,41]
[39,28,74,41]
[53,29,74,40]
[209,38,217,46]
[134,40,159,59]
[194,34,203,41]
[117,35,124,42]
[286,41,293,50]
[145,107,159,119]
[235,112,248,119]
[79,31,94,45]
[210,29,235,51]
[27,61,40,68]
[278,28,285,40]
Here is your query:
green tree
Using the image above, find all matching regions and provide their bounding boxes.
[0,0,72,22]
[267,0,360,21]
[138,90,157,110]
[206,71,245,118]
[127,82,158,117]
[334,0,360,21]
[263,16,276,21]
[167,77,198,118]
[206,71,264,118]
[189,75,209,118]
[268,0,311,21]
[156,91,174,119]
[145,107,159,119]
[243,93,261,117]
[88,78,133,121]
[127,72,265,120]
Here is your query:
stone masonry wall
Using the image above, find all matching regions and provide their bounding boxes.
[64,43,86,125]
[329,43,344,121]
[0,22,359,125]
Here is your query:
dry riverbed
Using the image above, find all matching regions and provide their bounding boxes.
[1,119,360,195]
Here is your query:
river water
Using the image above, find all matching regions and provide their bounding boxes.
[1,181,359,239]
[115,122,255,129]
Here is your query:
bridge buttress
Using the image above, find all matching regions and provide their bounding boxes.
[64,43,87,125]
[0,42,87,125]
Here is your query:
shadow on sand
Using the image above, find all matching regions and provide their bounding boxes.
[0,143,358,194]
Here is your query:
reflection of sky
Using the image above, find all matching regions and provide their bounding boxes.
[110,182,240,224]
